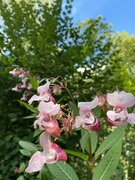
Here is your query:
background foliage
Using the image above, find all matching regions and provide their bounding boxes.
[0,0,135,179]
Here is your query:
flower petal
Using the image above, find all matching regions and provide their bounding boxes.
[72,116,84,129]
[44,120,60,138]
[39,131,51,148]
[51,143,67,162]
[25,151,47,173]
[28,94,50,104]
[106,117,127,126]
[82,117,100,131]
[107,110,127,122]
[37,80,50,96]
[107,91,135,108]
[78,97,99,111]
[127,113,135,124]
[38,101,60,116]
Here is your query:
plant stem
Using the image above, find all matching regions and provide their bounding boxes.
[64,87,76,104]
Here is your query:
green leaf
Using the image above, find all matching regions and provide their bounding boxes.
[19,149,31,156]
[95,125,126,159]
[64,149,88,161]
[18,100,38,113]
[80,133,89,153]
[80,130,98,154]
[19,140,38,152]
[92,107,101,117]
[19,162,26,172]
[47,161,79,180]
[40,165,57,180]
[23,115,35,119]
[92,138,123,180]
[17,175,24,180]
[33,129,42,137]
[29,75,38,90]
[69,101,79,116]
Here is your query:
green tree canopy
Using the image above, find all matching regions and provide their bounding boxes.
[0,0,115,100]
[111,32,135,93]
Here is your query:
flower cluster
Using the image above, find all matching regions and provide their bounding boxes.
[9,68,32,101]
[73,91,135,131]
[25,80,67,173]
[19,78,135,173]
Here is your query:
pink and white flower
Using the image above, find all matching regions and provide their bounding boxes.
[34,101,61,137]
[25,132,67,173]
[9,68,20,76]
[72,97,100,131]
[106,91,135,126]
[12,85,21,92]
[37,101,60,120]
[28,80,55,104]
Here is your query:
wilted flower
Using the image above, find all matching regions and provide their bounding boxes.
[61,112,75,133]
[98,94,110,111]
[53,85,62,95]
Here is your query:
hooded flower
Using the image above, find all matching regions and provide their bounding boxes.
[25,132,67,173]
[72,97,100,131]
[106,91,135,126]
[28,80,55,104]
[34,101,61,137]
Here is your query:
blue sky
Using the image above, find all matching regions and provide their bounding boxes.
[71,0,135,35]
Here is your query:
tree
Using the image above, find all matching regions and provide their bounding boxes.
[112,32,135,93]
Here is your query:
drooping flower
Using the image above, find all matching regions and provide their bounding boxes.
[72,97,100,131]
[106,91,135,126]
[34,101,61,137]
[28,80,55,104]
[25,132,67,173]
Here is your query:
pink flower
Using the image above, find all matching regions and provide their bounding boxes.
[25,132,67,173]
[34,101,61,137]
[9,68,20,76]
[38,101,60,118]
[106,91,135,126]
[28,80,55,104]
[21,77,28,88]
[21,93,28,101]
[19,69,27,79]
[72,97,100,131]
[12,85,21,92]
[35,119,61,138]
[27,84,32,90]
